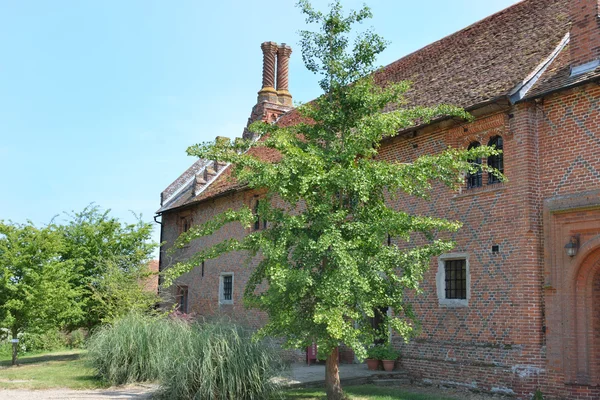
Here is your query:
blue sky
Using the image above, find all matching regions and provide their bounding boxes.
[0,0,519,250]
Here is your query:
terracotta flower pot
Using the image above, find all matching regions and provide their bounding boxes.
[366,358,380,370]
[382,359,395,371]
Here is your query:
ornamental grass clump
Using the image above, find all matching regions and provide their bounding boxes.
[86,313,189,385]
[87,314,284,399]
[156,321,283,400]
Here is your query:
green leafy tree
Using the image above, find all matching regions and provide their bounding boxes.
[58,205,157,329]
[165,1,501,399]
[0,221,82,365]
[89,258,160,324]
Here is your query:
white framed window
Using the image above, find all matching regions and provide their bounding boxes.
[436,253,470,307]
[219,273,234,305]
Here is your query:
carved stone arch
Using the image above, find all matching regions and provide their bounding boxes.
[542,190,600,388]
[567,234,600,283]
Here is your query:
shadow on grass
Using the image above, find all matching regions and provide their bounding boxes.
[0,352,81,368]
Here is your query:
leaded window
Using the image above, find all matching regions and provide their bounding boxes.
[253,200,267,230]
[487,136,503,184]
[466,141,482,188]
[444,259,467,300]
[222,275,233,301]
[254,201,260,231]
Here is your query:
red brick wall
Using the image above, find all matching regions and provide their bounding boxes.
[159,82,600,398]
[376,109,549,398]
[160,189,304,362]
[537,84,600,198]
[143,259,159,293]
[536,84,600,399]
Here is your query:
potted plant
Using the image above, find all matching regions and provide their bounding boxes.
[380,345,400,372]
[366,345,384,370]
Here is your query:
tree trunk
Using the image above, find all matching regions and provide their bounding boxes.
[325,347,345,400]
[11,327,18,366]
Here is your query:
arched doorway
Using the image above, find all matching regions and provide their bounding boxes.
[571,247,600,384]
[543,192,600,396]
[593,268,600,384]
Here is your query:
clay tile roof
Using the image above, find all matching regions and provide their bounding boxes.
[160,0,573,212]
[372,0,569,109]
[525,43,600,99]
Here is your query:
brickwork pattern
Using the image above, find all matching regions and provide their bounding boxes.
[159,85,600,400]
[538,85,600,197]
[569,0,600,67]
[160,190,304,363]
[376,111,550,398]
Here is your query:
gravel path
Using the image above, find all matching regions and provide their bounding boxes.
[0,383,511,400]
[0,385,156,400]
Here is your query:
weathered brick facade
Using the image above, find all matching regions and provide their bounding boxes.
[157,1,600,398]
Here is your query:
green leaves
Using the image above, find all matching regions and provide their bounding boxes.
[0,205,158,342]
[173,0,505,368]
[0,221,82,336]
[298,0,385,91]
[57,205,157,329]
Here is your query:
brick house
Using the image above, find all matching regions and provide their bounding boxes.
[156,0,600,398]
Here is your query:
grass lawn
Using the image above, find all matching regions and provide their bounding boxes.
[0,351,462,399]
[0,349,106,389]
[284,385,458,400]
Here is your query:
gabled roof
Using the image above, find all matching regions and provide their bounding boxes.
[525,41,600,99]
[158,0,598,213]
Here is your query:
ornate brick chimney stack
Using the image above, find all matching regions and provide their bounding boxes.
[570,0,600,75]
[277,44,293,107]
[243,41,294,140]
[257,41,279,103]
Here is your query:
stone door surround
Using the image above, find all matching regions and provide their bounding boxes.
[544,189,600,385]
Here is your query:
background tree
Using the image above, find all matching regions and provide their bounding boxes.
[0,222,81,365]
[165,1,501,399]
[58,205,157,329]
[88,258,160,324]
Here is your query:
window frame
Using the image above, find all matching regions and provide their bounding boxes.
[436,253,470,307]
[466,141,482,189]
[253,199,267,231]
[219,272,234,305]
[177,285,189,314]
[179,214,193,234]
[487,135,503,185]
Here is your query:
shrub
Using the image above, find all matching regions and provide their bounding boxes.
[19,329,67,352]
[67,329,86,349]
[156,321,283,400]
[0,342,10,358]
